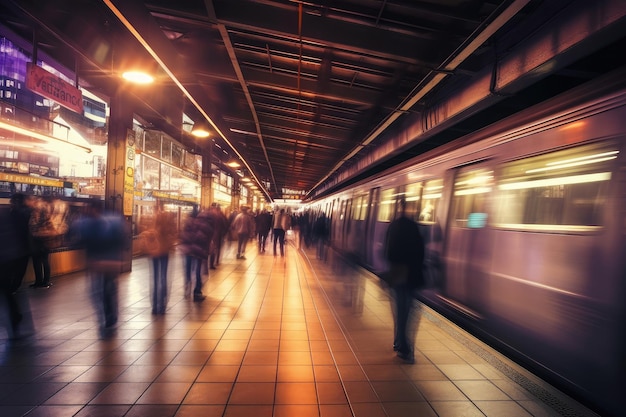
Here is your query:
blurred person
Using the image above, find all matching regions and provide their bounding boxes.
[28,196,53,288]
[209,204,228,268]
[313,212,329,260]
[179,206,213,301]
[231,206,255,260]
[272,208,290,256]
[255,208,272,253]
[383,197,425,363]
[28,195,69,288]
[141,204,177,314]
[71,201,126,336]
[0,193,32,338]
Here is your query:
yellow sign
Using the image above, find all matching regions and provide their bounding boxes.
[0,172,65,188]
[123,130,136,216]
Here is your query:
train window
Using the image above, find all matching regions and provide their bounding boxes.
[495,143,616,230]
[353,194,367,220]
[419,178,443,224]
[404,182,422,221]
[451,169,493,228]
[377,188,397,222]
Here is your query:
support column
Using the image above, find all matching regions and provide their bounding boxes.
[105,90,134,272]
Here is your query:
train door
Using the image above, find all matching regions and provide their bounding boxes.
[364,187,381,268]
[417,178,445,288]
[443,163,494,309]
[367,187,397,272]
[342,198,353,251]
[335,199,345,250]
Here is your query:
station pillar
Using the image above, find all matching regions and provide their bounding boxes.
[104,90,134,272]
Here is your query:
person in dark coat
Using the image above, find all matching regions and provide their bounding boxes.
[383,197,425,363]
[0,193,32,338]
[71,201,126,336]
[255,209,272,253]
[209,204,228,268]
[179,207,214,301]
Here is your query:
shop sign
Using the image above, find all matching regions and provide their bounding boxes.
[0,172,66,188]
[26,63,84,114]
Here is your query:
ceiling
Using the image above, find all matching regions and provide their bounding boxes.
[2,0,626,201]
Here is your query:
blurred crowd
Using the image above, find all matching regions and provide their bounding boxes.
[0,194,333,339]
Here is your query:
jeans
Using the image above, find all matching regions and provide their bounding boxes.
[185,255,203,294]
[273,228,285,255]
[151,255,169,313]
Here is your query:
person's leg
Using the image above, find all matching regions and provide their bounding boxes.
[237,233,245,257]
[159,255,169,313]
[193,258,206,301]
[273,229,278,255]
[184,255,192,297]
[151,257,159,313]
[41,250,51,286]
[393,285,413,361]
[31,251,44,286]
[240,233,248,255]
[102,272,119,329]
[279,229,285,256]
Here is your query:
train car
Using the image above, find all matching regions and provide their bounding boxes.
[306,67,626,416]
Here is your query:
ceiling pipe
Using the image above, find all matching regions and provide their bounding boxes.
[306,0,532,198]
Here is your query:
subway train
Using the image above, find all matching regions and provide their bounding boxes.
[305,67,626,416]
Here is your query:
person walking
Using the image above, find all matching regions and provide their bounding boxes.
[255,209,272,253]
[232,206,255,259]
[383,197,425,363]
[71,201,126,337]
[141,205,177,314]
[179,207,213,301]
[272,209,290,256]
[209,204,228,269]
[28,196,53,288]
[0,193,32,338]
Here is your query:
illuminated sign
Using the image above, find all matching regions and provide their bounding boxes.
[26,63,84,114]
[123,130,136,216]
[0,172,68,188]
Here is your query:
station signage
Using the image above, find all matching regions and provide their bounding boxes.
[0,172,69,188]
[26,63,84,114]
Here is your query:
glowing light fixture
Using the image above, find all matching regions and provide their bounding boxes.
[122,70,154,84]
[191,120,210,138]
[226,160,241,168]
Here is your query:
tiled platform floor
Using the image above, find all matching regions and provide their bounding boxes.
[0,238,599,417]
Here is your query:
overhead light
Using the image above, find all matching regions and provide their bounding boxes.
[191,120,210,138]
[226,160,241,168]
[122,70,154,84]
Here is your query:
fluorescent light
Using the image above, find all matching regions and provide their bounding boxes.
[499,172,611,190]
[122,70,154,84]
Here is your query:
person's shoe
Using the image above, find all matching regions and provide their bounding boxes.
[396,351,414,364]
[239,255,246,260]
[393,344,399,352]
[193,292,206,302]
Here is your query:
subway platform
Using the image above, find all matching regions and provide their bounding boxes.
[0,238,599,417]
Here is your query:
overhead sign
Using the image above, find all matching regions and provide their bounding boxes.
[26,63,84,114]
